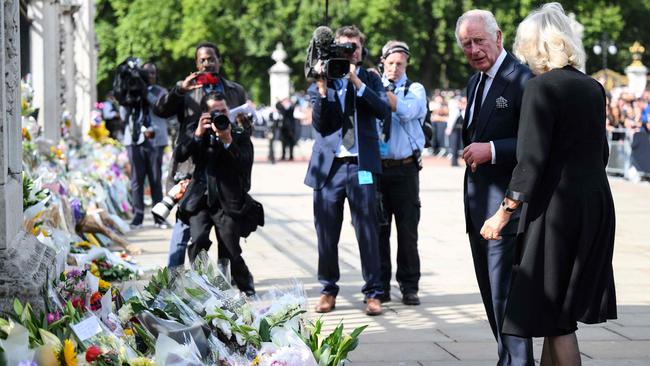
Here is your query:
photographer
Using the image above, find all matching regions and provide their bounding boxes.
[175,91,255,296]
[305,25,391,316]
[376,40,427,306]
[121,61,169,229]
[154,42,248,277]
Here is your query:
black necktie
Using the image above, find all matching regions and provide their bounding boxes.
[468,73,486,141]
[342,82,355,149]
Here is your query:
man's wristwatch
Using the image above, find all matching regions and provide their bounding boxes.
[385,83,396,93]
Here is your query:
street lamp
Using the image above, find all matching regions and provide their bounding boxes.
[593,33,617,87]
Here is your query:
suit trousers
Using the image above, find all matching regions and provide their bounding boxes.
[187,196,255,295]
[468,228,534,366]
[127,141,164,219]
[378,162,421,295]
[313,159,383,298]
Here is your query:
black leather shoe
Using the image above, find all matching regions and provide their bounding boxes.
[402,293,420,306]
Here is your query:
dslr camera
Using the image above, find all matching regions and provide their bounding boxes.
[209,110,231,132]
[151,173,192,222]
[305,26,357,79]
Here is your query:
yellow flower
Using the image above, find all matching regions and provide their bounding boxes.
[129,357,154,366]
[99,278,111,291]
[61,339,77,366]
[90,263,100,277]
[251,355,260,365]
[123,328,134,336]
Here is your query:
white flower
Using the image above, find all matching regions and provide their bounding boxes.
[118,303,133,323]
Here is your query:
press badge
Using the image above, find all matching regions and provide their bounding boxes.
[358,170,374,185]
[379,140,390,157]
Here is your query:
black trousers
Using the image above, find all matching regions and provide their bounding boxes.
[378,162,421,295]
[187,196,254,294]
[467,228,534,365]
[127,141,164,219]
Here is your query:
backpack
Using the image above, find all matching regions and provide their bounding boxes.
[404,80,433,148]
[112,57,148,108]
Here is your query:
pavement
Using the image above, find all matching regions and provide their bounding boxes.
[125,138,650,365]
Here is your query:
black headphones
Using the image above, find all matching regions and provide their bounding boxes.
[382,45,411,60]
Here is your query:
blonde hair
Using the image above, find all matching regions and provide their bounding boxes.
[513,2,585,74]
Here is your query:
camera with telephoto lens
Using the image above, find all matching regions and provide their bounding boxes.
[152,173,192,222]
[305,26,358,80]
[209,110,231,132]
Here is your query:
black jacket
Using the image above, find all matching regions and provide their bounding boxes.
[154,77,247,191]
[175,120,253,219]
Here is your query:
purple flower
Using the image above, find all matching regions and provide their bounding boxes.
[18,361,37,366]
[46,310,61,324]
[67,268,82,279]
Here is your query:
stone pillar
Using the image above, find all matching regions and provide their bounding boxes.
[268,42,292,105]
[61,2,79,140]
[73,0,96,139]
[29,0,62,142]
[625,42,648,98]
[1,2,56,314]
[1,0,22,250]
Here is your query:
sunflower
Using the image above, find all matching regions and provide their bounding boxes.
[62,339,77,366]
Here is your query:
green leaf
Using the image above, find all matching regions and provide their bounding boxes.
[259,318,271,342]
[12,299,23,318]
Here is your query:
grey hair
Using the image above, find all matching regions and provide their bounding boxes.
[455,9,501,47]
[513,2,586,74]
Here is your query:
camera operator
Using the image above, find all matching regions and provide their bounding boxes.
[376,40,427,306]
[305,25,391,316]
[121,61,169,229]
[154,42,249,281]
[175,91,255,296]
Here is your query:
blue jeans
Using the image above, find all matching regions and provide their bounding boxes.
[168,219,191,267]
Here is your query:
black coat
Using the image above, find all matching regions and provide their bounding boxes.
[154,78,247,190]
[463,53,534,234]
[175,121,253,219]
[503,66,617,337]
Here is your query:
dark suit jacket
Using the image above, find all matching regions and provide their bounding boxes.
[175,121,253,219]
[462,52,534,234]
[304,69,391,189]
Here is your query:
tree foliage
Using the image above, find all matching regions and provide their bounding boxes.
[95,0,648,103]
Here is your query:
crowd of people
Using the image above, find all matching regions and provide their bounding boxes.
[97,2,625,365]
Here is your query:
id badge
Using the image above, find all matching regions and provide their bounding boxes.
[358,170,374,185]
[379,140,390,157]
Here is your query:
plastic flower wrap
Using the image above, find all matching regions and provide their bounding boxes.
[154,333,203,366]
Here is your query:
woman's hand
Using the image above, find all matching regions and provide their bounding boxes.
[480,209,511,241]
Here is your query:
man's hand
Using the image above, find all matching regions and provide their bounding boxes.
[215,124,233,145]
[349,64,363,89]
[195,113,213,137]
[463,142,492,172]
[180,72,203,93]
[170,179,190,201]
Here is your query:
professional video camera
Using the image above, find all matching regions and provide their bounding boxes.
[113,57,148,107]
[151,172,192,222]
[305,26,357,79]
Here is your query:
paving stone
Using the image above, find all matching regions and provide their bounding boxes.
[124,140,650,364]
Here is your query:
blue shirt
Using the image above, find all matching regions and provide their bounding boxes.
[378,74,427,159]
[324,71,367,157]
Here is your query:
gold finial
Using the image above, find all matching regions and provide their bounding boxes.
[630,41,645,67]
